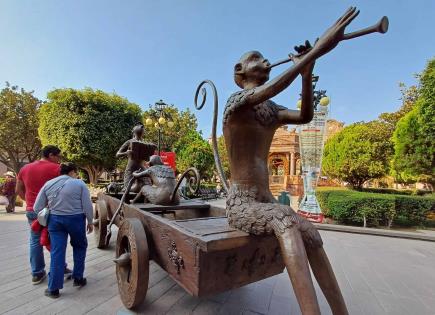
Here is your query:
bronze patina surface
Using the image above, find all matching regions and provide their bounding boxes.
[116,124,156,192]
[196,7,388,315]
[132,155,180,205]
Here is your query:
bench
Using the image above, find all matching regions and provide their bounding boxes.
[198,187,219,200]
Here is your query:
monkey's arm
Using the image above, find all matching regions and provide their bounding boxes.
[116,140,130,158]
[248,7,360,106]
[277,72,314,125]
[133,169,151,178]
[248,50,317,106]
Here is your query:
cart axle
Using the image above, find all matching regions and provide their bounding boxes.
[113,253,131,267]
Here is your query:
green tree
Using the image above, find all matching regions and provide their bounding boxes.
[38,88,142,184]
[322,121,393,189]
[217,135,230,179]
[392,58,435,185]
[378,83,419,135]
[0,83,42,173]
[174,130,214,180]
[142,105,197,151]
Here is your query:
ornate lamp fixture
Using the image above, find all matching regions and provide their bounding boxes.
[145,99,175,154]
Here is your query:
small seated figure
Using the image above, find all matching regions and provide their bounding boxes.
[131,155,179,205]
[116,124,156,193]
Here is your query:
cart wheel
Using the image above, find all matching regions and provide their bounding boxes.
[93,199,108,249]
[115,218,149,309]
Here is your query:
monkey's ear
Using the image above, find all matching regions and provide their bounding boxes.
[234,63,243,74]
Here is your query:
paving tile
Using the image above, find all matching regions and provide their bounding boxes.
[2,215,435,315]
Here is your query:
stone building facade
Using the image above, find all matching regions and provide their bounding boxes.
[268,119,344,198]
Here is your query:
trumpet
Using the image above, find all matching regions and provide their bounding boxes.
[268,16,389,69]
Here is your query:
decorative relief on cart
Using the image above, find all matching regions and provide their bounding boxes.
[168,241,184,274]
[158,227,171,242]
[242,249,266,276]
[224,254,238,275]
[271,246,281,263]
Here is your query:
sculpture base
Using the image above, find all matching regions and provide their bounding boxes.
[298,210,324,223]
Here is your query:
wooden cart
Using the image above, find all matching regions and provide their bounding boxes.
[93,193,285,309]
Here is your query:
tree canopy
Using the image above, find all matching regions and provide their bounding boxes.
[142,104,197,151]
[378,83,419,136]
[392,58,435,184]
[0,83,41,173]
[322,121,393,189]
[217,135,230,179]
[38,88,142,184]
[174,130,214,180]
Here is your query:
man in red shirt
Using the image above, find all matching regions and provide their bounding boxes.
[17,145,71,284]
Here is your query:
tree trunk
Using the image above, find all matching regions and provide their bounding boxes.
[387,218,392,229]
[83,165,103,185]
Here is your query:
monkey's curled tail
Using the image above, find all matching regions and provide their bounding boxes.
[194,80,229,192]
[170,167,201,203]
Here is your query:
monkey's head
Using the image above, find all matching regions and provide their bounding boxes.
[149,155,163,166]
[234,51,271,89]
[132,124,144,139]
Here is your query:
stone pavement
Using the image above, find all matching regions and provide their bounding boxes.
[1,210,435,314]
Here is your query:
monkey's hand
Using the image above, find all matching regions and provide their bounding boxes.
[290,40,315,77]
[313,6,360,58]
[133,171,144,178]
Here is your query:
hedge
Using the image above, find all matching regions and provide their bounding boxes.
[360,187,431,196]
[316,188,435,227]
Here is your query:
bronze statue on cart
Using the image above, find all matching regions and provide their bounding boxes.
[116,124,157,193]
[196,7,388,315]
[131,155,180,205]
[92,7,388,313]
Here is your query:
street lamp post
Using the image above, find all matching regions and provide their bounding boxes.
[145,99,175,155]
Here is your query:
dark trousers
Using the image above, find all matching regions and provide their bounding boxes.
[6,195,15,212]
[47,214,88,291]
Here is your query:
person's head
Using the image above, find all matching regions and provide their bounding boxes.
[3,171,15,180]
[60,162,78,178]
[234,51,271,89]
[149,155,163,166]
[132,124,144,139]
[41,145,61,163]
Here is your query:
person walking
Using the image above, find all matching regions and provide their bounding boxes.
[16,145,71,284]
[1,171,16,213]
[34,162,94,298]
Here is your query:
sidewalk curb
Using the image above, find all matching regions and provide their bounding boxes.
[207,200,435,243]
[314,223,435,242]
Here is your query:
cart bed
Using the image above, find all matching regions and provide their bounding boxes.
[99,193,285,297]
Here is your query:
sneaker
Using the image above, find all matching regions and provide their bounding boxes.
[73,278,87,287]
[44,288,60,299]
[32,271,47,285]
[64,267,72,280]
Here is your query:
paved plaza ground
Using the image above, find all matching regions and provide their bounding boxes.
[1,210,435,315]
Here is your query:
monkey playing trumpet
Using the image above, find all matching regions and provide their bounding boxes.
[195,7,388,315]
[269,15,389,69]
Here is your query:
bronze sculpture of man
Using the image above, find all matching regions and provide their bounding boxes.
[116,124,156,192]
[131,155,179,205]
[203,7,388,315]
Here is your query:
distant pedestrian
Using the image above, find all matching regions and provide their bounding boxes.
[16,145,72,285]
[34,162,94,298]
[1,171,16,212]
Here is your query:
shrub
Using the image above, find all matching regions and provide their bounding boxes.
[394,195,434,226]
[360,187,431,196]
[316,188,434,227]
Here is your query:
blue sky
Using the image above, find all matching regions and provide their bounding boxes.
[1,0,434,137]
